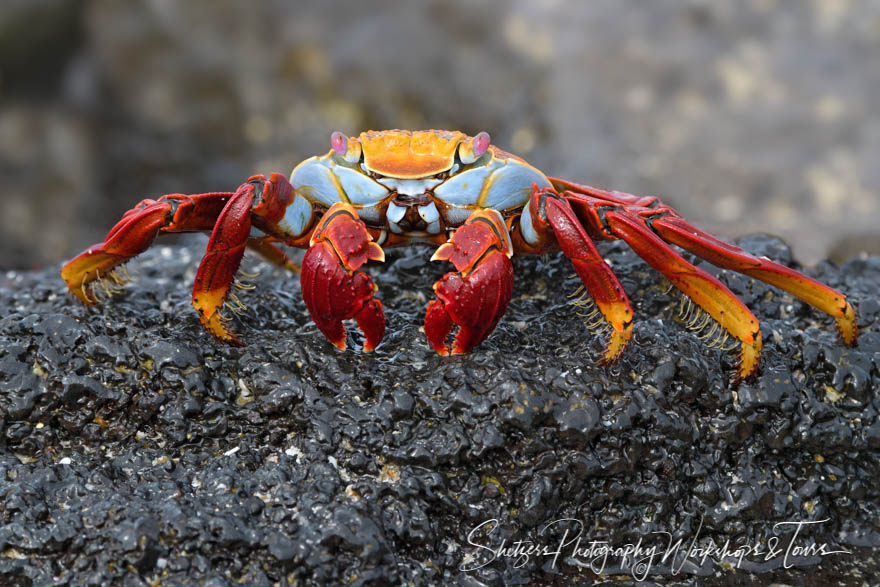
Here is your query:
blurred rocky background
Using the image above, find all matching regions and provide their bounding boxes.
[1,0,879,269]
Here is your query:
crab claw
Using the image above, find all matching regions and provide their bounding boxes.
[301,203,385,351]
[425,209,514,355]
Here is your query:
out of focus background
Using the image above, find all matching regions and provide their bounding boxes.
[1,0,878,270]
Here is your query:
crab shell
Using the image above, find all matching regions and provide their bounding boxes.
[284,129,552,243]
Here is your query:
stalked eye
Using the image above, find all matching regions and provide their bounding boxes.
[330,131,348,155]
[330,131,362,163]
[458,131,491,164]
[472,131,490,157]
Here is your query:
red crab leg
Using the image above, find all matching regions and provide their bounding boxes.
[300,202,386,351]
[555,179,859,352]
[425,209,514,355]
[550,178,661,208]
[61,173,297,345]
[597,207,764,383]
[61,191,233,304]
[190,182,263,344]
[525,189,635,364]
[191,174,296,343]
[648,214,858,346]
[555,182,859,381]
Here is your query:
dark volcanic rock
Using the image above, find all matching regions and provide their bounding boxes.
[1,237,878,585]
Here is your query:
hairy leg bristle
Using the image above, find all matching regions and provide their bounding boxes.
[568,286,610,333]
[673,292,738,352]
[83,265,135,303]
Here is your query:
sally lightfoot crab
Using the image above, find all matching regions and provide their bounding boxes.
[61,129,858,382]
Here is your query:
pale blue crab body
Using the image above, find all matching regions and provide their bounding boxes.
[283,129,551,245]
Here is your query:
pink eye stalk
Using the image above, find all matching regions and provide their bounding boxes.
[472,131,490,158]
[330,131,348,155]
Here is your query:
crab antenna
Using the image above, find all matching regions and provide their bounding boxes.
[330,131,348,155]
[473,131,490,157]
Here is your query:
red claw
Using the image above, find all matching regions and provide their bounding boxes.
[300,203,385,351]
[425,210,514,355]
[425,250,513,355]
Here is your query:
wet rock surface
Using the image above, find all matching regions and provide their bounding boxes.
[1,235,878,584]
[3,1,880,270]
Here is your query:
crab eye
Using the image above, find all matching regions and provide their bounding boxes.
[330,131,362,163]
[330,131,348,155]
[472,131,490,158]
[459,131,491,164]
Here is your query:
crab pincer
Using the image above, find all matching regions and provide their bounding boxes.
[300,202,386,351]
[425,209,514,355]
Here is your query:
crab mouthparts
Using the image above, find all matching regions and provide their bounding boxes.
[393,192,431,205]
[374,176,445,196]
[387,197,442,234]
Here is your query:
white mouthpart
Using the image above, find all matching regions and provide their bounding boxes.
[387,201,407,224]
[418,202,440,224]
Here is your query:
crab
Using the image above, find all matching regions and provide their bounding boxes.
[61,129,858,382]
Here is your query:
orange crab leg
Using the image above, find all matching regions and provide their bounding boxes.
[425,209,514,355]
[300,202,386,351]
[246,236,301,273]
[649,215,858,346]
[600,208,763,382]
[526,189,635,364]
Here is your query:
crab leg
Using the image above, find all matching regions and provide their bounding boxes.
[61,191,234,304]
[190,180,270,344]
[246,236,301,273]
[425,209,514,355]
[62,173,298,344]
[649,214,858,345]
[599,207,763,382]
[300,202,386,351]
[550,178,661,208]
[554,181,861,380]
[525,189,635,364]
